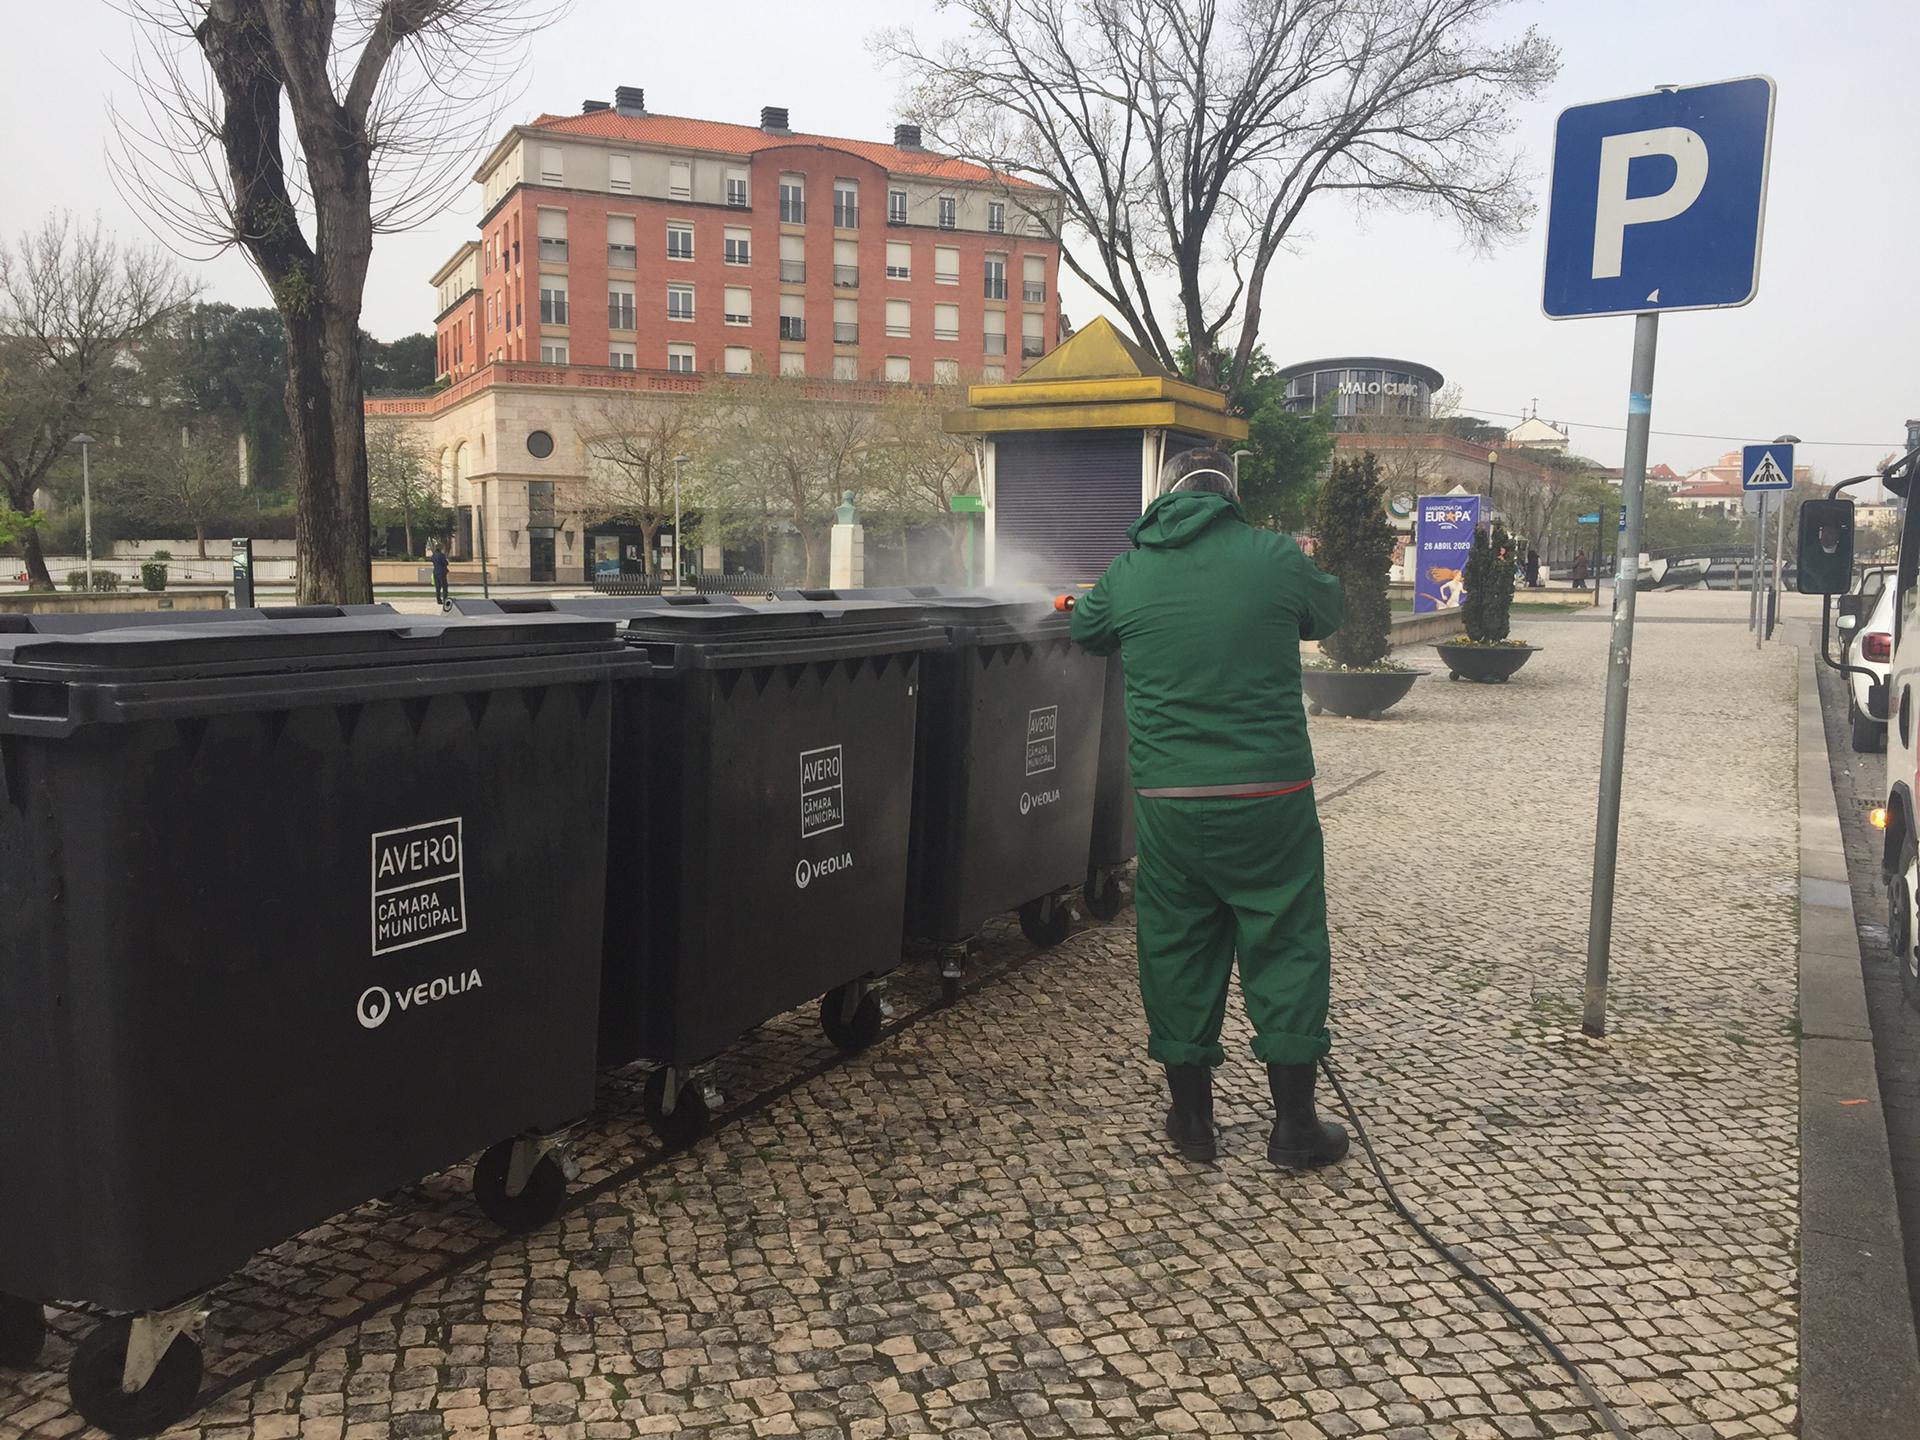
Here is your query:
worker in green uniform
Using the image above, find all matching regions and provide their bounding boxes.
[1070,447,1349,1169]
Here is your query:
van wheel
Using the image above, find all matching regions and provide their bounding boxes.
[68,1319,202,1439]
[0,1294,45,1368]
[1895,844,1920,1015]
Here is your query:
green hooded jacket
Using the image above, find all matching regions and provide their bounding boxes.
[1070,490,1345,788]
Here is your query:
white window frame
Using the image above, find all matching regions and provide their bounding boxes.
[667,222,694,261]
[724,346,753,375]
[779,351,807,376]
[937,195,956,229]
[933,358,960,385]
[832,355,860,381]
[725,170,749,208]
[668,159,692,201]
[666,343,695,374]
[933,303,960,342]
[609,154,632,193]
[541,341,569,365]
[608,342,636,371]
[885,242,911,281]
[540,146,563,184]
[987,200,1005,233]
[888,188,908,225]
[884,356,911,383]
[724,229,751,266]
[724,286,752,327]
[608,280,636,332]
[885,299,911,339]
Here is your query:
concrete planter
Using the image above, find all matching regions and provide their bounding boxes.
[1301,666,1423,719]
[1433,641,1539,684]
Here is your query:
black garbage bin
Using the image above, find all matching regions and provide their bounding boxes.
[782,587,1105,986]
[1084,654,1136,920]
[0,611,643,1435]
[457,595,939,1144]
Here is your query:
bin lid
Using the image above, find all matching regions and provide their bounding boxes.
[776,585,1073,643]
[457,595,943,654]
[0,603,397,636]
[0,611,633,680]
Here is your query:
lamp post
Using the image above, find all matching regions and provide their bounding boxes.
[1485,450,1498,539]
[671,454,690,593]
[70,433,96,590]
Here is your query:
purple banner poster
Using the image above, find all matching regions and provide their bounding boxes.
[1413,495,1481,614]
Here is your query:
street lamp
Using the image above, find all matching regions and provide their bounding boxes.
[671,454,690,593]
[69,433,96,590]
[1486,449,1498,537]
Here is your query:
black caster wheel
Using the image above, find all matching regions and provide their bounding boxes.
[1082,870,1125,923]
[1448,671,1460,681]
[1018,894,1073,947]
[0,1293,46,1368]
[940,972,961,1006]
[68,1318,203,1439]
[472,1138,567,1233]
[1308,701,1324,716]
[642,1068,712,1147]
[820,984,884,1052]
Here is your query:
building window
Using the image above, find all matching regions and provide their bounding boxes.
[779,174,805,224]
[933,358,960,385]
[833,240,859,288]
[984,254,1007,300]
[539,277,568,326]
[527,430,555,459]
[724,286,752,326]
[884,356,911,383]
[988,201,1005,233]
[888,188,908,225]
[667,223,693,261]
[537,209,567,263]
[724,228,751,266]
[725,346,752,375]
[668,159,692,201]
[833,355,859,380]
[541,342,569,365]
[607,215,636,269]
[779,233,805,283]
[885,241,911,281]
[726,169,749,208]
[1023,254,1045,303]
[933,303,959,342]
[937,195,956,229]
[984,312,1006,355]
[982,363,1005,383]
[779,294,804,341]
[780,351,806,377]
[667,343,694,373]
[833,296,857,344]
[1022,310,1043,359]
[609,342,636,370]
[934,246,959,285]
[667,283,694,321]
[540,146,563,183]
[885,299,910,338]
[834,181,859,229]
[609,280,635,331]
[609,154,632,193]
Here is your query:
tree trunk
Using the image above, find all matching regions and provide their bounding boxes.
[18,525,53,590]
[639,517,660,577]
[282,304,374,605]
[195,522,207,560]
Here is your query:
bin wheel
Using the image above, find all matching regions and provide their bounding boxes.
[1448,671,1461,681]
[1083,870,1125,923]
[642,1068,713,1147]
[941,973,961,1006]
[472,1139,567,1234]
[820,985,884,1053]
[0,1294,45,1368]
[1308,702,1324,716]
[1019,894,1073,948]
[68,1318,203,1439]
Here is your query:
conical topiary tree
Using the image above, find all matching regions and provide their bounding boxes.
[1461,525,1518,643]
[1313,451,1396,668]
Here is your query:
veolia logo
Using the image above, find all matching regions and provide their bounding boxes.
[356,986,392,1029]
[354,971,483,1029]
[1020,789,1061,816]
[795,853,855,888]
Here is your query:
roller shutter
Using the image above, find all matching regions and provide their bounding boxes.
[993,430,1143,585]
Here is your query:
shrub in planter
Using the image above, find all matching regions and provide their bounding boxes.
[1437,525,1538,682]
[141,550,171,592]
[65,569,123,592]
[1302,450,1422,719]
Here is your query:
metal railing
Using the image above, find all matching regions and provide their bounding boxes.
[594,571,775,597]
[779,260,805,283]
[608,245,636,269]
[779,316,805,340]
[984,278,1006,300]
[539,297,568,325]
[1022,339,1044,358]
[984,333,1007,355]
[834,204,859,229]
[538,238,568,263]
[779,196,805,224]
[608,302,634,330]
[833,322,859,343]
[834,264,859,287]
[1023,282,1045,303]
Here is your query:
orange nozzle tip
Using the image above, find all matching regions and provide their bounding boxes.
[1054,594,1075,612]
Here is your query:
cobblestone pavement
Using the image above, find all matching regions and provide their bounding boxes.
[1,592,1802,1439]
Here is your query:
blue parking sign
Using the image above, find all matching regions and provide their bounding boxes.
[1543,76,1775,319]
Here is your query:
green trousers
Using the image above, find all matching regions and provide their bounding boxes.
[1133,789,1332,1068]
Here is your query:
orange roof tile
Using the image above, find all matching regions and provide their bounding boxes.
[526,110,1046,190]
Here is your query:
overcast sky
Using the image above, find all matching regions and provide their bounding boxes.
[4,0,1913,486]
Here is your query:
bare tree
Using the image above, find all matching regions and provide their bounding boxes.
[878,0,1558,394]
[366,415,442,557]
[582,395,704,579]
[106,414,245,558]
[0,214,192,587]
[857,382,978,569]
[116,0,562,603]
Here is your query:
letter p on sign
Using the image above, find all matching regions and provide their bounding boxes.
[1590,127,1708,280]
[1543,76,1773,319]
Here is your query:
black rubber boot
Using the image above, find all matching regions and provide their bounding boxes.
[1163,1064,1217,1162]
[1266,1062,1349,1170]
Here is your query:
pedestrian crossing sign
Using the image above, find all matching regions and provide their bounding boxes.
[1741,443,1794,491]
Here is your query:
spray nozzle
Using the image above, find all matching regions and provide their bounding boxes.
[1053,594,1077,613]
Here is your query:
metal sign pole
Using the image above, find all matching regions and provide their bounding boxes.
[1583,311,1659,1037]
[1754,492,1768,647]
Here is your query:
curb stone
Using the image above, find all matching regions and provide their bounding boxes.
[1797,635,1920,1435]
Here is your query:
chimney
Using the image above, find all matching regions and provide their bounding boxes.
[893,123,922,149]
[760,106,790,133]
[582,99,610,114]
[613,86,646,117]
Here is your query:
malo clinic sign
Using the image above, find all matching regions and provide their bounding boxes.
[1413,496,1481,613]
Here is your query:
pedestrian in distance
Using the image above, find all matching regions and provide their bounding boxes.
[1570,550,1589,590]
[1525,548,1541,588]
[1069,447,1351,1172]
[431,541,451,609]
